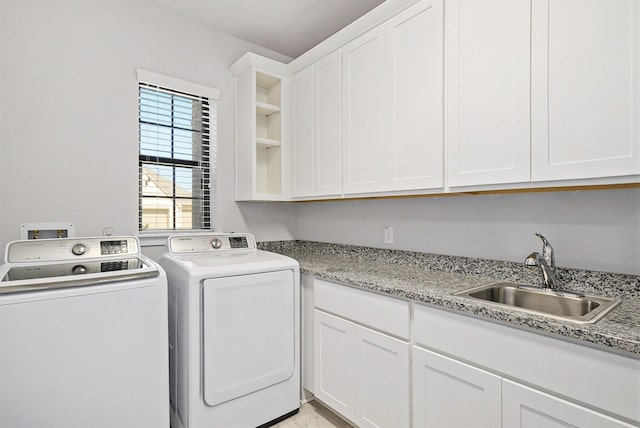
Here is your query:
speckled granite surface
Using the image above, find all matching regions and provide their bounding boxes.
[259,240,640,356]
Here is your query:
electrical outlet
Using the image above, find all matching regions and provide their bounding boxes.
[384,227,394,244]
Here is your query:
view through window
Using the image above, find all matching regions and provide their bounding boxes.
[138,83,215,230]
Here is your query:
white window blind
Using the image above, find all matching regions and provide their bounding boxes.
[138,79,217,231]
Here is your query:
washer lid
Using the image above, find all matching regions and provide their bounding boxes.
[4,257,149,281]
[0,256,159,295]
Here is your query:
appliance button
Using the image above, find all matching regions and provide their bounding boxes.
[211,238,223,249]
[72,265,88,275]
[71,243,87,256]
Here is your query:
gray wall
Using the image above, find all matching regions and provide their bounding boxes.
[0,0,297,252]
[1,1,638,276]
[295,189,640,275]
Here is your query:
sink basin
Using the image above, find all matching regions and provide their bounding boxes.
[454,282,620,324]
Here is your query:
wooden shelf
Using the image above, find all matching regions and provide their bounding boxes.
[256,137,281,148]
[256,102,280,116]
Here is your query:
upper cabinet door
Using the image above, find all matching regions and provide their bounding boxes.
[291,66,314,197]
[386,0,444,191]
[446,0,531,187]
[342,26,387,194]
[531,0,640,181]
[314,51,343,196]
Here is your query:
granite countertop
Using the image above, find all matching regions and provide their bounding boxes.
[259,241,640,357]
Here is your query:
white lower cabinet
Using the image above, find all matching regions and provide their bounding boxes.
[502,380,635,428]
[301,274,315,398]
[355,325,410,428]
[412,346,501,428]
[412,346,636,428]
[309,282,638,428]
[312,279,410,427]
[314,310,356,420]
[413,304,639,428]
[314,309,410,428]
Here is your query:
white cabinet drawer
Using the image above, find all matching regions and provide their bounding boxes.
[314,279,410,339]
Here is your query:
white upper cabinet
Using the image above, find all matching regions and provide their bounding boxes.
[386,0,444,191]
[446,0,532,187]
[291,66,314,197]
[531,0,640,181]
[231,55,289,201]
[237,0,640,201]
[343,0,444,195]
[342,26,388,194]
[291,53,342,199]
[314,52,343,197]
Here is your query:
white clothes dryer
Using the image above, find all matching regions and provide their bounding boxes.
[0,236,169,428]
[158,232,300,428]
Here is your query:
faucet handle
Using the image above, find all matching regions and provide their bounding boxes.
[534,233,555,270]
[525,252,540,266]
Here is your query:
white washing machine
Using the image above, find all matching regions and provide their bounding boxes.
[158,232,300,428]
[0,236,169,428]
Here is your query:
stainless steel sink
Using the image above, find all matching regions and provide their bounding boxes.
[454,282,620,324]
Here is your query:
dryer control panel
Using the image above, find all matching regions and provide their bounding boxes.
[168,233,256,254]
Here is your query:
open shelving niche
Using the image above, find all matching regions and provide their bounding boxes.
[255,71,282,196]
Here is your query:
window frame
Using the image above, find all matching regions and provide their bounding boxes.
[136,69,220,233]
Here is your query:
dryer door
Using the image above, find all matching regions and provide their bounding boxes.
[202,269,295,406]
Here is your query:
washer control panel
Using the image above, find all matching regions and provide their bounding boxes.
[3,258,144,281]
[168,233,256,254]
[6,237,140,263]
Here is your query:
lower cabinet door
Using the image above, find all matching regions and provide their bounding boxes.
[412,346,501,428]
[502,380,635,428]
[313,310,356,421]
[355,325,410,428]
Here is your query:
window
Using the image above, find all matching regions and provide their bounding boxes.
[137,70,219,231]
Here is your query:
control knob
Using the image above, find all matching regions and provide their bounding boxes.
[210,238,223,249]
[72,265,88,275]
[71,243,87,256]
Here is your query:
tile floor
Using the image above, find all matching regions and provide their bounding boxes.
[272,400,353,428]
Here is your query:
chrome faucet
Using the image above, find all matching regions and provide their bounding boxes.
[525,233,558,289]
